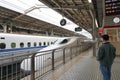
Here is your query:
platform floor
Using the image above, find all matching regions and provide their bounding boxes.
[39,49,120,80]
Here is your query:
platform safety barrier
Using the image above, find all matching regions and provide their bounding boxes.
[0,44,91,80]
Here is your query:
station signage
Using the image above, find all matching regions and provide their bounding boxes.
[105,0,120,16]
[75,27,82,32]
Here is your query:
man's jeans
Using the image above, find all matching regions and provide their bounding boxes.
[100,64,112,80]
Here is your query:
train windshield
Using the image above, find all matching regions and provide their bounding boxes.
[53,38,69,44]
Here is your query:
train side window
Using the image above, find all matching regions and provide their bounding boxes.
[0,37,5,39]
[34,42,37,47]
[11,43,16,48]
[39,42,41,46]
[43,42,46,46]
[51,42,53,44]
[20,42,24,48]
[27,42,31,47]
[0,43,6,49]
[60,39,68,44]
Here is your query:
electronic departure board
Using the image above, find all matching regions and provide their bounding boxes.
[105,0,120,16]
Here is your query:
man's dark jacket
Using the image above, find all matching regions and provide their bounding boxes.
[97,42,116,66]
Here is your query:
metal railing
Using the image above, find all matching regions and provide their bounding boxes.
[0,44,92,80]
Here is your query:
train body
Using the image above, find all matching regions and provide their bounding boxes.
[39,37,80,51]
[0,33,93,72]
[20,37,89,71]
[0,33,59,54]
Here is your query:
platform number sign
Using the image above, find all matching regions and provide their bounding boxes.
[105,0,120,16]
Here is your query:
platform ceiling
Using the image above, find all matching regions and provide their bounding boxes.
[39,0,103,34]
[39,0,94,33]
[0,0,104,37]
[0,6,79,36]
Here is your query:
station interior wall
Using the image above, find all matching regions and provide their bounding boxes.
[104,28,120,55]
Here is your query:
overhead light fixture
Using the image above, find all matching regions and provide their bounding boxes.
[88,0,92,3]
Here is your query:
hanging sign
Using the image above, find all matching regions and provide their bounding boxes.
[105,0,120,16]
[60,19,66,26]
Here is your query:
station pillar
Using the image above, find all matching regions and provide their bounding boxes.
[46,29,54,36]
[46,31,49,36]
[92,17,97,57]
[51,29,54,36]
[92,29,97,57]
[89,10,97,57]
[3,24,7,33]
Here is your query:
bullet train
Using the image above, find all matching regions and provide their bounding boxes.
[20,37,92,72]
[0,33,59,55]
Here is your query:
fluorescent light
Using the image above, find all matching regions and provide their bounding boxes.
[95,19,98,27]
[88,0,92,3]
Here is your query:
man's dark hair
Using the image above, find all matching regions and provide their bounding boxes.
[101,34,109,41]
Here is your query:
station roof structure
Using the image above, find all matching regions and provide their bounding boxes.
[39,0,107,34]
[0,6,81,37]
[39,0,100,34]
[0,0,105,38]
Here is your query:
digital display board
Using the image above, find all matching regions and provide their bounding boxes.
[105,0,120,16]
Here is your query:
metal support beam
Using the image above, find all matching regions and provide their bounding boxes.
[89,10,96,57]
[3,24,7,33]
[31,54,35,80]
[12,5,46,20]
[63,48,65,64]
[52,50,55,70]
[51,29,54,36]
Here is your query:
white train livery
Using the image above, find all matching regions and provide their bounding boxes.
[0,33,59,54]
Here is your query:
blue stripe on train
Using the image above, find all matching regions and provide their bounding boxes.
[0,46,47,53]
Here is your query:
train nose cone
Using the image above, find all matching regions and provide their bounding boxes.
[20,58,31,71]
[21,69,31,76]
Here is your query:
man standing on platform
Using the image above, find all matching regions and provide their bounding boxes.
[97,34,116,80]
